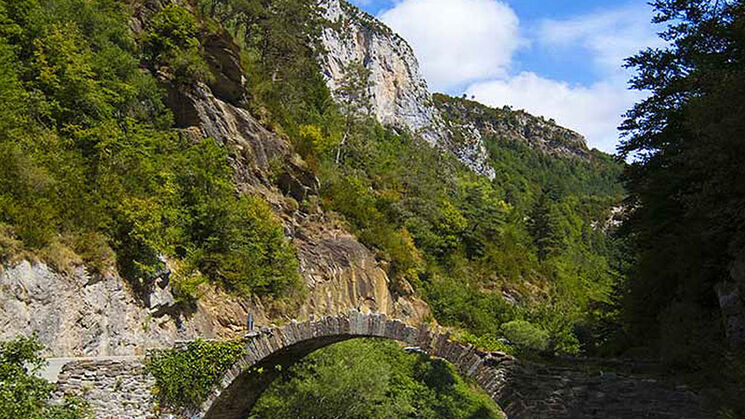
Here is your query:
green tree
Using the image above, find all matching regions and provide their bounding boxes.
[617,1,745,412]
[0,336,89,419]
[335,61,373,164]
[618,0,745,348]
[251,339,503,419]
[527,194,564,260]
[144,5,212,85]
[199,0,330,137]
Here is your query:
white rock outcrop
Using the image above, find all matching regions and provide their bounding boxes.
[318,0,496,179]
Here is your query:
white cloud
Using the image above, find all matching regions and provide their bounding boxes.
[465,5,662,153]
[379,0,522,92]
[375,0,660,152]
[537,6,661,77]
[466,72,645,153]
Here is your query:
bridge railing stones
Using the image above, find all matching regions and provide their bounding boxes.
[192,310,519,419]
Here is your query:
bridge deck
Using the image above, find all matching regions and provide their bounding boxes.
[50,311,706,419]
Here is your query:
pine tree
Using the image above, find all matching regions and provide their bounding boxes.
[527,194,564,260]
[335,61,373,164]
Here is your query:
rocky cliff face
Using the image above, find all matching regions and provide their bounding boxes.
[435,94,592,161]
[318,0,596,176]
[319,0,441,139]
[0,260,226,356]
[0,225,426,357]
[318,0,496,179]
[169,77,430,331]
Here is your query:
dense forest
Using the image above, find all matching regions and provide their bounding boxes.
[200,0,626,356]
[615,0,745,414]
[0,0,300,301]
[252,339,502,419]
[0,0,743,417]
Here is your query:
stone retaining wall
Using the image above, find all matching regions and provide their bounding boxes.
[54,359,156,419]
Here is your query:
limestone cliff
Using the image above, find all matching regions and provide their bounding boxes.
[319,0,442,141]
[317,0,498,179]
[318,0,597,177]
[434,94,592,161]
[0,225,427,357]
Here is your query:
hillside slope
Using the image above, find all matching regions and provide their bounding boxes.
[316,0,618,185]
[0,0,429,356]
[0,0,622,361]
[318,0,493,178]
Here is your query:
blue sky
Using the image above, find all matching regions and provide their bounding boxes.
[349,0,663,153]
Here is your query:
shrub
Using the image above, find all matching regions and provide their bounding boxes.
[0,143,58,249]
[172,139,300,296]
[362,226,423,282]
[0,335,90,419]
[422,273,514,338]
[167,256,208,303]
[206,195,301,297]
[295,124,338,162]
[453,331,514,354]
[0,224,22,263]
[144,5,212,85]
[72,232,116,276]
[501,320,550,352]
[40,239,82,276]
[146,339,246,413]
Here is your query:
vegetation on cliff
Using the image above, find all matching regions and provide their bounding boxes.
[145,339,246,413]
[0,0,299,299]
[194,0,626,357]
[7,0,745,415]
[0,0,627,358]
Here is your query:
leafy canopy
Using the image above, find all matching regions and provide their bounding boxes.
[617,0,745,413]
[251,339,503,419]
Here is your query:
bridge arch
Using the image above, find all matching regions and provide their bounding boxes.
[192,310,516,419]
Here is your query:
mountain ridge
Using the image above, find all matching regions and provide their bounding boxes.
[318,0,602,180]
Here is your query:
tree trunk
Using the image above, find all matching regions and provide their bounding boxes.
[715,281,745,348]
[335,130,348,166]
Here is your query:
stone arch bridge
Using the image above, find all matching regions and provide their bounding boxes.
[53,310,705,418]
